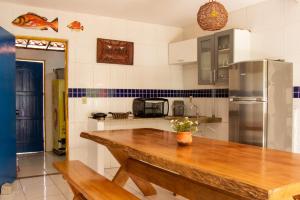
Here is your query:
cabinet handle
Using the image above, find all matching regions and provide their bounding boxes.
[213,69,217,83]
[177,59,184,62]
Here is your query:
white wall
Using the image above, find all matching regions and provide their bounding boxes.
[16,49,65,152]
[0,1,183,165]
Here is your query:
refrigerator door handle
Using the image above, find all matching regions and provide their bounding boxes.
[229,97,267,102]
[230,101,266,105]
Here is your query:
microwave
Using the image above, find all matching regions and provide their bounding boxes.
[132,98,169,118]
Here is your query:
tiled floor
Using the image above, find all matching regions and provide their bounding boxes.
[1,167,186,200]
[17,152,65,178]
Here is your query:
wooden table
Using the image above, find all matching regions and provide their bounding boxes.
[81,128,300,200]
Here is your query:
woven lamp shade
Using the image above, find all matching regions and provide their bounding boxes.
[197,0,228,31]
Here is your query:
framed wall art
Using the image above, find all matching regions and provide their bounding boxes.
[97,38,134,65]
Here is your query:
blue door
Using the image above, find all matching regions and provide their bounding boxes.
[16,61,44,153]
[0,27,16,185]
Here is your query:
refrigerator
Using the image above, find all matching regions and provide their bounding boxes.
[0,27,16,185]
[229,60,293,152]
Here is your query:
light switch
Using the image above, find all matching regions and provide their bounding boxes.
[82,97,88,104]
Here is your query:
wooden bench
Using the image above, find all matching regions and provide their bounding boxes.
[53,160,140,200]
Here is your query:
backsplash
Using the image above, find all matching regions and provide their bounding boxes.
[68,88,229,98]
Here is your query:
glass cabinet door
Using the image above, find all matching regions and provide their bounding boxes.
[215,30,233,83]
[198,35,215,84]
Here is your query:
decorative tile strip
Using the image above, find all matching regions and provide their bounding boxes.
[68,88,229,98]
[294,87,300,98]
[69,87,300,98]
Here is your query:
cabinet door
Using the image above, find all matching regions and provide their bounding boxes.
[169,39,197,64]
[214,29,233,83]
[198,35,215,84]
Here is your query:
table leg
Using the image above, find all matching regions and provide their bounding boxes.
[108,148,157,196]
[129,173,157,196]
[112,166,129,186]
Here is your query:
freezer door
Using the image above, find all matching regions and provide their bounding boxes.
[229,60,268,99]
[229,100,267,147]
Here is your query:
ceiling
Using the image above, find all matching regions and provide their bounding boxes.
[1,0,266,27]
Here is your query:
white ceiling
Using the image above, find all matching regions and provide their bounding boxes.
[1,0,266,27]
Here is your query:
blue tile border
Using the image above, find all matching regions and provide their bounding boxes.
[294,86,300,98]
[68,87,300,98]
[68,88,229,98]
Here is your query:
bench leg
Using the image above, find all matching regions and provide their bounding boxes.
[108,148,157,196]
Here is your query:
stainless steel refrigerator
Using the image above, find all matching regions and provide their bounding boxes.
[229,60,293,151]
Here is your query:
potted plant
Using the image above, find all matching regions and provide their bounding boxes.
[170,117,198,146]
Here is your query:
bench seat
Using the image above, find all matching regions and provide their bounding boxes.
[53,160,140,200]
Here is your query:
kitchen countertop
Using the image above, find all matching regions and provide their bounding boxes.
[164,115,222,123]
[90,115,222,123]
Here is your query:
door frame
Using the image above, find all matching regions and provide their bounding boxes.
[15,35,69,159]
[16,59,45,153]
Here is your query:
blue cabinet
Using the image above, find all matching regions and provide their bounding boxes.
[0,27,16,185]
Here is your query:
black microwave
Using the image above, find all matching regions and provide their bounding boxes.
[132,98,169,118]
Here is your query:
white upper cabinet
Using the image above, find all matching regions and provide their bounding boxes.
[169,38,197,65]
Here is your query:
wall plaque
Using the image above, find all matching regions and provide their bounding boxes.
[97,38,134,65]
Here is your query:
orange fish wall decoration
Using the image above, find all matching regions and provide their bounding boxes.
[12,12,58,32]
[67,21,84,31]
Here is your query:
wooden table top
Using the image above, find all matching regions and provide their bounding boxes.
[81,128,300,200]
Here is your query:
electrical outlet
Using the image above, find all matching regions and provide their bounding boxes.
[82,97,88,104]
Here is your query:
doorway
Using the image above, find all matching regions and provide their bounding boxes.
[16,60,44,153]
[15,36,68,178]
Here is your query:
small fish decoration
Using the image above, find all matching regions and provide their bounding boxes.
[12,12,58,32]
[67,21,84,31]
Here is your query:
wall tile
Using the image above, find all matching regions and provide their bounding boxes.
[250,28,285,60]
[109,66,128,88]
[246,0,284,31]
[75,44,96,65]
[93,64,111,88]
[284,22,300,54]
[293,99,300,153]
[73,63,93,88]
[68,98,76,123]
[74,98,95,123]
[93,98,109,113]
[197,123,229,141]
[68,122,88,148]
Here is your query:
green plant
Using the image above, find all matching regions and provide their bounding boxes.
[170,117,198,133]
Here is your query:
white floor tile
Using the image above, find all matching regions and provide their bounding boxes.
[49,175,73,200]
[61,192,74,200]
[22,184,61,199]
[0,190,26,200]
[29,194,66,200]
[20,176,54,188]
[48,175,66,187]
[12,180,22,192]
[17,152,65,178]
